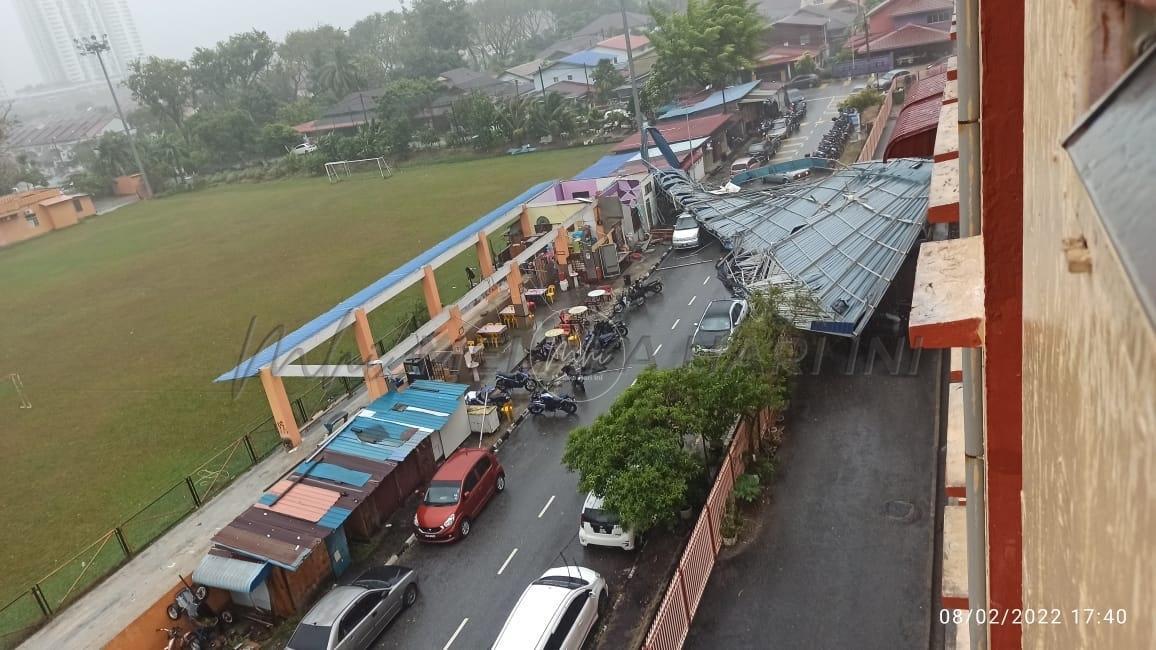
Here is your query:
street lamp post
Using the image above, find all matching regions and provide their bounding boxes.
[75,34,152,198]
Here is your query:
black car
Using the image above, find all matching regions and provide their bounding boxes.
[788,73,821,89]
[692,299,750,354]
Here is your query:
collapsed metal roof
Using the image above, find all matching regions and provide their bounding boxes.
[654,159,932,336]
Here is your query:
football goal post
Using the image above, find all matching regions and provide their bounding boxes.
[324,157,394,183]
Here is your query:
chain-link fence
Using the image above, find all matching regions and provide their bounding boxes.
[0,377,362,645]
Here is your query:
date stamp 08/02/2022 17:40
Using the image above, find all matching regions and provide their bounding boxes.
[940,608,1129,626]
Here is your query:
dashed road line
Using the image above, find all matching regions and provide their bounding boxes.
[497,548,518,575]
[538,495,556,518]
[444,619,469,650]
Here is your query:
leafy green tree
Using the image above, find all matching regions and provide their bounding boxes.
[795,52,818,76]
[649,0,762,91]
[279,25,348,97]
[126,57,196,142]
[259,123,304,157]
[349,12,407,79]
[376,78,440,156]
[274,98,320,126]
[398,0,472,77]
[591,59,626,106]
[563,369,703,532]
[190,30,276,107]
[452,91,502,148]
[186,108,259,164]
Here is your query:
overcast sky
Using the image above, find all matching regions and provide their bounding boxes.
[0,0,403,90]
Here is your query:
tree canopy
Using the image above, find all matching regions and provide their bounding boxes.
[648,0,763,93]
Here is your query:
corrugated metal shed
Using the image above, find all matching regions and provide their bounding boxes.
[574,153,638,180]
[193,554,270,593]
[212,507,329,570]
[654,159,932,336]
[216,182,555,381]
[658,80,762,120]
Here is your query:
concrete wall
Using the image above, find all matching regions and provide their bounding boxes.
[1021,2,1155,649]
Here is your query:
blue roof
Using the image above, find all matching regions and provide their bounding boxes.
[573,152,637,180]
[323,381,468,463]
[215,182,556,382]
[294,461,371,487]
[558,50,616,67]
[657,80,762,120]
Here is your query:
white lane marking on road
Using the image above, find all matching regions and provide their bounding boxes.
[703,276,711,285]
[538,495,556,518]
[498,548,518,575]
[444,618,469,650]
[671,319,680,330]
[688,295,697,307]
[653,344,663,357]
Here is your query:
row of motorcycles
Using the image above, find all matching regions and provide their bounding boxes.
[810,108,855,159]
[466,278,661,417]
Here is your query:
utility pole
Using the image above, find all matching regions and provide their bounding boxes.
[75,34,152,199]
[859,0,872,61]
[619,0,646,161]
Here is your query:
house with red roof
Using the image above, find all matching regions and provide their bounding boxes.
[848,0,953,64]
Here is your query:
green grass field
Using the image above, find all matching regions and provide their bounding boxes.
[0,147,602,608]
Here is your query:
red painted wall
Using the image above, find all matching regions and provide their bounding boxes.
[979,1,1024,648]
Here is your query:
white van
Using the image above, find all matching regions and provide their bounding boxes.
[671,214,701,249]
[578,493,637,550]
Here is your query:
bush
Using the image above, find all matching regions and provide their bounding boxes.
[840,88,884,113]
[734,473,761,503]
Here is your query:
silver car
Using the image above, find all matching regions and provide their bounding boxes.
[286,566,419,650]
[692,298,749,354]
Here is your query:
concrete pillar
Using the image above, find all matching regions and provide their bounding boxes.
[352,308,388,399]
[508,262,524,306]
[260,368,302,448]
[554,227,570,267]
[442,305,464,340]
[476,232,495,278]
[519,205,533,238]
[421,265,442,319]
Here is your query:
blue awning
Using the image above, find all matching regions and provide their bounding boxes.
[193,555,270,593]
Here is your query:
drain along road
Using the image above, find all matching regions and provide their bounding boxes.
[376,242,729,650]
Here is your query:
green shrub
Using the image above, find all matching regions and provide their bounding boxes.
[839,88,884,113]
[734,473,761,503]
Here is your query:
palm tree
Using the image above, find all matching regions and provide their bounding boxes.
[496,95,534,146]
[319,47,365,98]
[531,92,577,143]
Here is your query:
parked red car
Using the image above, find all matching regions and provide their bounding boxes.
[414,448,505,542]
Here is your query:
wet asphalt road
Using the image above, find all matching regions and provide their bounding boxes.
[767,79,862,162]
[376,242,730,650]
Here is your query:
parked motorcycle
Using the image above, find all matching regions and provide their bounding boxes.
[591,318,628,338]
[612,287,646,314]
[494,368,542,392]
[464,386,511,407]
[530,337,558,362]
[528,390,577,415]
[582,328,623,354]
[561,364,586,392]
[159,625,220,650]
[634,278,664,297]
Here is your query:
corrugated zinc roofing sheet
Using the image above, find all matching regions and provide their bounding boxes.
[216,181,556,381]
[193,554,270,593]
[295,461,371,487]
[260,480,341,523]
[658,80,762,120]
[574,153,637,180]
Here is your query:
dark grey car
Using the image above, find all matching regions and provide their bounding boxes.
[286,566,419,650]
[692,299,749,354]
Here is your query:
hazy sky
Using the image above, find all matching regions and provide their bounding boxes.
[0,0,403,90]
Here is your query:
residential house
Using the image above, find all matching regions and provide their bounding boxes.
[0,188,96,247]
[753,0,805,22]
[422,68,520,131]
[849,0,953,64]
[574,11,652,38]
[656,80,785,140]
[794,2,859,44]
[499,58,546,87]
[765,12,829,52]
[296,89,385,138]
[4,113,124,183]
[611,112,736,177]
[755,45,822,81]
[533,51,618,93]
[587,34,652,64]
